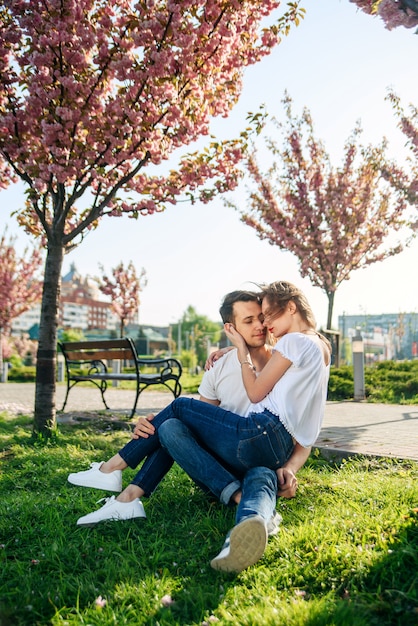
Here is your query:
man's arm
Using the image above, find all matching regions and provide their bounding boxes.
[199,395,220,406]
[132,394,219,439]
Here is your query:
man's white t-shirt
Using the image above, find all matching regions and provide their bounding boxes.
[198,349,251,416]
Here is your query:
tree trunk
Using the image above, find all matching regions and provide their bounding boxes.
[33,242,64,436]
[326,291,335,331]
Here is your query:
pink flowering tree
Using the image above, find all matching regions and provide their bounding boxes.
[349,0,418,30]
[230,94,414,330]
[349,3,418,211]
[0,0,304,434]
[97,261,146,337]
[0,229,43,376]
[387,90,418,213]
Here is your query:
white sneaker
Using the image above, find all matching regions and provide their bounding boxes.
[68,462,122,492]
[210,515,268,573]
[267,510,283,537]
[76,496,146,526]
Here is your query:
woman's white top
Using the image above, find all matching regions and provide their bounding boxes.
[250,333,330,447]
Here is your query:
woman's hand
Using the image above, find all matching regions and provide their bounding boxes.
[276,467,298,498]
[204,346,234,370]
[224,323,247,351]
[132,414,156,439]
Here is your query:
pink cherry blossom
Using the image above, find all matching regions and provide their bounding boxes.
[0,229,43,374]
[0,0,304,434]
[97,261,147,337]
[235,93,414,329]
[350,0,418,30]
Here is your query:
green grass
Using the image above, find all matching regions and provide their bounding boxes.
[0,412,417,626]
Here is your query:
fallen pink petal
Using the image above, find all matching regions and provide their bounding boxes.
[95,596,107,608]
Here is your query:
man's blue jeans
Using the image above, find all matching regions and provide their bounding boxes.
[236,465,278,526]
[119,397,293,503]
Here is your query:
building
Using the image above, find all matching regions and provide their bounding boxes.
[338,312,418,364]
[12,263,120,337]
[11,264,170,356]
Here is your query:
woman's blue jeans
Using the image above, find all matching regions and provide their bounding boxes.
[119,397,294,504]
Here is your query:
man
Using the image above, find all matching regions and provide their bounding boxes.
[68,291,308,568]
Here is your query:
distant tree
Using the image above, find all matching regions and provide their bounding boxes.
[0,230,43,377]
[349,0,418,30]
[172,305,221,366]
[230,94,413,329]
[0,0,304,434]
[59,328,86,343]
[7,334,38,367]
[97,261,146,337]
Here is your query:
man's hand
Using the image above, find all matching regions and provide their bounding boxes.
[132,413,156,439]
[276,467,298,499]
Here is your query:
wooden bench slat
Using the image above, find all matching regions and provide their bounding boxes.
[61,339,130,350]
[65,348,133,361]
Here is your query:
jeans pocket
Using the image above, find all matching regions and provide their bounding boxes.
[237,421,293,470]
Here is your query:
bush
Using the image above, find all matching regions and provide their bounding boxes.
[328,366,354,400]
[365,360,418,404]
[7,365,36,382]
[328,360,418,404]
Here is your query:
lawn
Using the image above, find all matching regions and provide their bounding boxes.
[0,411,417,626]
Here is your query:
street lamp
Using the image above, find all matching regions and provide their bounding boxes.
[352,327,365,401]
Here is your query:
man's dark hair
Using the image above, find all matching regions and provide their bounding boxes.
[219,290,261,324]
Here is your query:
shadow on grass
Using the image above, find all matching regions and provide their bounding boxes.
[294,511,418,626]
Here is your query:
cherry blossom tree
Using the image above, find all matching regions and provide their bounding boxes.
[0,0,304,434]
[97,261,146,337]
[349,3,418,215]
[230,94,413,330]
[386,90,418,213]
[0,229,43,377]
[349,0,418,30]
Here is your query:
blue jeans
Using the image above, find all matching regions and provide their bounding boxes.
[236,466,278,525]
[119,397,294,501]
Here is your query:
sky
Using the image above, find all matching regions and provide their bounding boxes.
[1,0,418,330]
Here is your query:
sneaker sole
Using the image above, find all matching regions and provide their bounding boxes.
[67,477,122,492]
[77,516,145,527]
[77,513,146,527]
[210,517,267,573]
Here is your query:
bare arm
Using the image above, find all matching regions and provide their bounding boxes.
[131,394,219,439]
[199,395,220,406]
[204,346,234,370]
[276,443,311,498]
[224,323,291,403]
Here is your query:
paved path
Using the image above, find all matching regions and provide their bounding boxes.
[1,383,417,462]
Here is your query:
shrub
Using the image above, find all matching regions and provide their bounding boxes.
[328,366,354,400]
[327,360,418,404]
[7,366,36,382]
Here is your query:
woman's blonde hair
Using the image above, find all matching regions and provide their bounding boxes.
[260,281,331,353]
[260,281,316,328]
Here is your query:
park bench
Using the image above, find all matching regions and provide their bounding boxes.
[58,337,182,418]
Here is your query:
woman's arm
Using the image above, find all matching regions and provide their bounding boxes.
[224,323,291,402]
[204,345,234,370]
[276,444,312,498]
